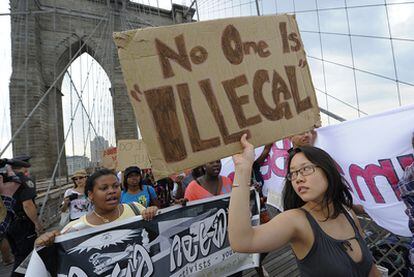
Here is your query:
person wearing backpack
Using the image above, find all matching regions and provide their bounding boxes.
[120,166,160,208]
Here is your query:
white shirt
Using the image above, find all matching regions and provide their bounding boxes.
[63,188,92,220]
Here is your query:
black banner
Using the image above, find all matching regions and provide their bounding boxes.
[26,191,260,276]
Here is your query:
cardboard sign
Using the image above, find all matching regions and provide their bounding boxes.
[101,147,117,170]
[114,15,321,178]
[117,139,151,171]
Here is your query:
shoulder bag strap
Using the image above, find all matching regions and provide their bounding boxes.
[127,203,141,216]
[146,185,152,205]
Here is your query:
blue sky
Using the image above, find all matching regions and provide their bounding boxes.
[1,0,414,159]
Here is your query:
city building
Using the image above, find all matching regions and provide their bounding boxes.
[90,136,109,167]
[66,155,90,176]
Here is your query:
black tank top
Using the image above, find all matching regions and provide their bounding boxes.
[296,208,373,277]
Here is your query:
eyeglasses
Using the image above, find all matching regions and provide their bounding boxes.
[286,164,318,181]
[73,176,86,181]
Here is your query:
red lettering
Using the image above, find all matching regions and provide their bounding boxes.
[397,154,414,170]
[349,159,400,203]
[333,160,352,192]
[261,139,291,180]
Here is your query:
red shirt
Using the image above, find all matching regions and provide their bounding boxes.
[184,176,232,201]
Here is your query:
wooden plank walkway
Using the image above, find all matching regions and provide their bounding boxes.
[242,246,299,277]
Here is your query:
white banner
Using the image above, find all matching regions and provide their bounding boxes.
[222,104,414,237]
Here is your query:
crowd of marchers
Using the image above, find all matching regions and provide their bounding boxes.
[1,131,413,277]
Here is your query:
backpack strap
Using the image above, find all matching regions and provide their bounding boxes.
[127,203,141,216]
[146,185,152,204]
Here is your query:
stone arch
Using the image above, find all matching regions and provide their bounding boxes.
[9,0,194,179]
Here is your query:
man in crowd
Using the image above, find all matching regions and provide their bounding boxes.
[12,155,32,178]
[398,133,414,275]
[290,129,317,148]
[7,155,42,276]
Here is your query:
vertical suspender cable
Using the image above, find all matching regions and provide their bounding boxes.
[344,0,361,117]
[314,0,330,124]
[24,0,29,154]
[383,0,402,106]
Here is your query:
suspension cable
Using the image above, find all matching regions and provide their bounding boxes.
[0,11,108,157]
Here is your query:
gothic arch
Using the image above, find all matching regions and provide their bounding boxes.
[9,0,194,178]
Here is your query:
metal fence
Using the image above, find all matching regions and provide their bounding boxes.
[361,215,410,277]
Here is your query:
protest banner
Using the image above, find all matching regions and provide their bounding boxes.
[26,192,260,276]
[221,104,414,237]
[100,147,117,170]
[113,15,321,179]
[117,139,151,171]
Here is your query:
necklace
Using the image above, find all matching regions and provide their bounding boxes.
[93,205,121,223]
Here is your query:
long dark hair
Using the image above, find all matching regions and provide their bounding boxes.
[283,146,353,219]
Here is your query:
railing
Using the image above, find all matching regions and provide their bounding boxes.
[35,178,72,229]
[360,216,410,277]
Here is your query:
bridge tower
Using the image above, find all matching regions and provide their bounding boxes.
[9,0,194,179]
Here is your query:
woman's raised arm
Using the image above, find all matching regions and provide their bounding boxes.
[228,134,300,253]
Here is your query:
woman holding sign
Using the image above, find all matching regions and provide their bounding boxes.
[35,169,158,246]
[228,135,381,277]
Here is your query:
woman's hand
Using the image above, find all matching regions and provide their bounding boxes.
[61,196,70,212]
[63,197,70,206]
[232,134,255,170]
[174,198,188,206]
[141,206,158,221]
[34,230,60,247]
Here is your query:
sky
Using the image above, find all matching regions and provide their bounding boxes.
[1,0,414,159]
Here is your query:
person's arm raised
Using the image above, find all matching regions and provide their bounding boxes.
[229,134,298,253]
